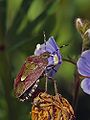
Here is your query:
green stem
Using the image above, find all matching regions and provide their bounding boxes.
[62,58,76,65]
[72,70,80,112]
[0,41,16,120]
[63,57,80,112]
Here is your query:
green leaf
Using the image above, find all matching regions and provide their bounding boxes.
[7,0,33,36]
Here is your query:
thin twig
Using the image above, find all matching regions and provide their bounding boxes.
[62,58,76,65]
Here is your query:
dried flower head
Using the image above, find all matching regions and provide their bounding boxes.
[31,92,75,120]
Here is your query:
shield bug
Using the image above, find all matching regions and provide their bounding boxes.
[14,36,62,101]
[34,36,62,77]
[14,51,51,101]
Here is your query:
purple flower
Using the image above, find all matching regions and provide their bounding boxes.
[77,50,90,77]
[34,36,62,76]
[81,78,90,95]
[77,50,90,94]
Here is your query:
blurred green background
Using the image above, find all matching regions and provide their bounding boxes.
[0,0,90,120]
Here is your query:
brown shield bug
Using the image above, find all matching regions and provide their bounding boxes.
[14,52,50,101]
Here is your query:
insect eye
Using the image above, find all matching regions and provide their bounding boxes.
[43,54,48,58]
[41,52,50,59]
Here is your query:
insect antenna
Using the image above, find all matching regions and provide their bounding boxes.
[43,31,46,43]
[48,43,69,56]
[60,44,69,48]
[43,31,47,50]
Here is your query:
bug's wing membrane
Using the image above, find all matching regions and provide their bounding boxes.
[14,55,48,98]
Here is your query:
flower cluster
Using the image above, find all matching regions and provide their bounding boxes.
[76,18,90,95]
[77,50,90,95]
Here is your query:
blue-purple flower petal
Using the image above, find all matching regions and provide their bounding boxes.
[34,36,62,76]
[81,78,90,95]
[48,37,60,51]
[34,37,59,55]
[77,50,90,77]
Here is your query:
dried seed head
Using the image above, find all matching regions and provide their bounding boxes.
[31,92,75,120]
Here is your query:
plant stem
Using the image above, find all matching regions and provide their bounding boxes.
[72,70,80,112]
[62,58,76,65]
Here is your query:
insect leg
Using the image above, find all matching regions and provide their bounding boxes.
[44,73,58,95]
[44,71,48,92]
[53,78,58,95]
[50,77,58,95]
[46,64,57,73]
[44,65,57,92]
